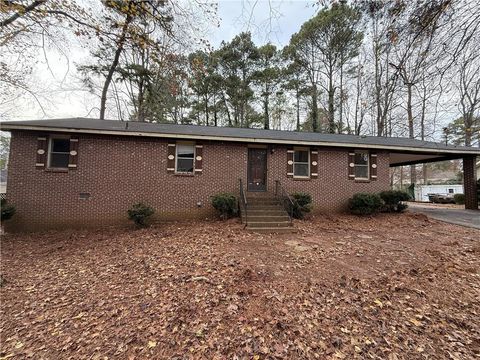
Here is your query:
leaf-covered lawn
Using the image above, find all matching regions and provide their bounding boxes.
[1,213,479,359]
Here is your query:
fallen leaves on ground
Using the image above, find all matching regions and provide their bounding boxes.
[1,213,479,359]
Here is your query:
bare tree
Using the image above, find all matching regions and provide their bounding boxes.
[455,48,480,146]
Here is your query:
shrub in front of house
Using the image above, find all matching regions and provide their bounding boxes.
[379,190,411,213]
[127,202,155,227]
[348,193,384,216]
[290,192,313,219]
[1,199,16,222]
[454,193,465,205]
[211,193,238,220]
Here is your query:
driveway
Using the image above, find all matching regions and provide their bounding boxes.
[408,203,480,229]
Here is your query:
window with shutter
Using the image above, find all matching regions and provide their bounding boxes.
[167,142,176,173]
[348,152,355,179]
[293,148,310,178]
[48,137,70,169]
[310,149,318,178]
[68,137,79,169]
[175,143,195,173]
[36,136,48,168]
[370,153,377,180]
[194,144,203,174]
[286,147,294,177]
[354,150,370,180]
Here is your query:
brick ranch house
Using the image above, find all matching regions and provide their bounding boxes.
[1,118,479,232]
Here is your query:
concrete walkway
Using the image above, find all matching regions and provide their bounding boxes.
[408,203,480,230]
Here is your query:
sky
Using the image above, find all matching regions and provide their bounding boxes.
[212,0,316,47]
[0,0,317,121]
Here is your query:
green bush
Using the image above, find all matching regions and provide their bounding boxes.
[454,193,465,205]
[211,193,238,220]
[127,202,155,227]
[348,193,384,216]
[289,192,313,219]
[1,198,16,222]
[379,190,411,213]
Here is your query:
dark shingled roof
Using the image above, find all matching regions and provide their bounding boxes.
[1,117,479,155]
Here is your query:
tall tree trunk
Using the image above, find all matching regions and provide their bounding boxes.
[406,82,416,185]
[137,82,145,122]
[420,88,427,184]
[296,87,300,131]
[464,114,473,146]
[312,84,318,132]
[354,65,360,135]
[407,83,414,135]
[328,60,335,133]
[400,166,404,190]
[264,98,269,130]
[213,94,218,126]
[205,95,209,126]
[241,67,246,127]
[222,92,231,126]
[372,16,384,137]
[234,104,239,127]
[339,60,344,134]
[264,83,269,129]
[99,14,132,120]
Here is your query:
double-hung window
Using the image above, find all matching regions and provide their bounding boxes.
[48,137,70,169]
[354,150,369,180]
[176,144,195,173]
[293,148,309,178]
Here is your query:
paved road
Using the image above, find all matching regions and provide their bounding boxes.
[408,203,480,230]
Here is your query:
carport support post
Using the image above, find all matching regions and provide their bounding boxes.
[463,156,478,210]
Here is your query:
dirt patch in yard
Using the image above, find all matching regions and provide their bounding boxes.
[1,213,479,359]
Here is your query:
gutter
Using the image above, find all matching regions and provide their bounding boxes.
[2,124,480,156]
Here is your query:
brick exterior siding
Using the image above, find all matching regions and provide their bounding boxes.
[266,147,390,210]
[6,131,390,232]
[463,156,479,210]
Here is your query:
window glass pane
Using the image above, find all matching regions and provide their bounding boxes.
[50,153,69,168]
[355,165,369,179]
[52,139,70,153]
[354,152,368,165]
[294,163,309,177]
[177,158,194,172]
[294,150,308,163]
[177,144,194,158]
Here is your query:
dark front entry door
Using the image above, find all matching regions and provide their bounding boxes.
[248,148,267,191]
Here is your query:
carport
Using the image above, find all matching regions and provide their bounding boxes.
[389,146,479,210]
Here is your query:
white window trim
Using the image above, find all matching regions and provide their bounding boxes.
[47,135,70,169]
[293,147,310,179]
[354,150,370,180]
[175,142,196,174]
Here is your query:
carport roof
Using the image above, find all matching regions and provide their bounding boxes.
[1,118,479,165]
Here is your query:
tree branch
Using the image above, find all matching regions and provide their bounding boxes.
[0,0,46,27]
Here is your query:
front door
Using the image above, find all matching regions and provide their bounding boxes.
[248,148,267,191]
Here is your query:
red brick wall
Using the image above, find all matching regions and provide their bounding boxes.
[267,146,390,211]
[463,156,479,210]
[6,131,390,231]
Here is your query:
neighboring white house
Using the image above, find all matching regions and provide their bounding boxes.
[414,184,464,202]
[0,168,6,197]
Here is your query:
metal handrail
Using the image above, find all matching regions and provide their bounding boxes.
[275,180,295,223]
[239,178,248,226]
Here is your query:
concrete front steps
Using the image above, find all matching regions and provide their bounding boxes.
[242,194,295,233]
